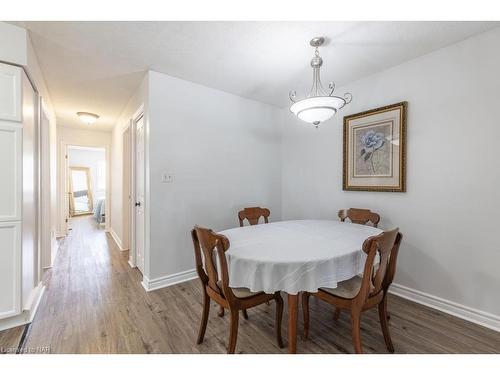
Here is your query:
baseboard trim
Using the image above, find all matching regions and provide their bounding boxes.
[0,284,46,332]
[43,240,60,270]
[389,283,500,333]
[51,240,59,267]
[141,269,198,292]
[108,228,128,252]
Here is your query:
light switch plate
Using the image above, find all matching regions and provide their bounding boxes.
[161,173,173,183]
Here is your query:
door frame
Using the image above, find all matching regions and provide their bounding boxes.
[122,125,132,253]
[39,100,55,270]
[60,142,110,235]
[129,105,145,271]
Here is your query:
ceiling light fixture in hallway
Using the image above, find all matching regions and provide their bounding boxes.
[77,112,100,125]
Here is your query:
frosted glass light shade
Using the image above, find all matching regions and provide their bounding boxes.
[290,96,346,125]
[77,112,99,124]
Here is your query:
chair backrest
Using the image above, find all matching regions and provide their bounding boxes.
[238,207,270,227]
[358,228,402,300]
[191,226,231,298]
[338,208,380,227]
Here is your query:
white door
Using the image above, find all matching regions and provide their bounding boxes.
[21,70,39,308]
[0,123,22,319]
[63,145,70,232]
[122,127,131,251]
[0,63,22,318]
[40,105,52,269]
[0,222,22,319]
[134,115,145,274]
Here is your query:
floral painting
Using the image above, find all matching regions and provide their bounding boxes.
[343,102,406,192]
[354,123,392,177]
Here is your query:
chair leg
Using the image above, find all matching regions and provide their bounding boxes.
[227,308,240,354]
[242,309,249,320]
[333,307,341,321]
[275,293,284,348]
[218,306,224,317]
[351,310,363,354]
[197,290,210,344]
[302,292,310,340]
[378,296,394,353]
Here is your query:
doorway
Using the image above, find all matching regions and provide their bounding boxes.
[134,114,145,274]
[126,111,145,275]
[68,167,93,216]
[66,146,107,230]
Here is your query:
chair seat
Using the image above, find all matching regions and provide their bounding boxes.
[217,281,261,299]
[319,275,373,299]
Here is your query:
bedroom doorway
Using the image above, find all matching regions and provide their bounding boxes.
[65,146,107,231]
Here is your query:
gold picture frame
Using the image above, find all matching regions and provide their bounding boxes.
[343,102,407,192]
[68,166,94,216]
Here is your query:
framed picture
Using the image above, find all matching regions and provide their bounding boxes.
[343,102,407,192]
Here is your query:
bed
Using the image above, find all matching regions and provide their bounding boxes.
[94,198,106,224]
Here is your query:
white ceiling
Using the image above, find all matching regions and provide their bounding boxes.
[20,21,499,131]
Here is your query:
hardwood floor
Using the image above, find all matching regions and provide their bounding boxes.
[0,326,26,354]
[1,215,499,354]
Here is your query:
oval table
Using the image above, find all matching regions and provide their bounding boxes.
[220,219,381,353]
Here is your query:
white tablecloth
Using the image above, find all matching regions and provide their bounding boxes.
[220,220,382,295]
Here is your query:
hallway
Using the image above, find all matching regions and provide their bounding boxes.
[1,216,499,353]
[23,216,148,353]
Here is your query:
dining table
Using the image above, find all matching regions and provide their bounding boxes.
[219,219,382,354]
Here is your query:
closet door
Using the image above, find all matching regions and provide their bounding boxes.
[21,70,39,309]
[0,63,21,121]
[0,124,22,318]
[0,63,22,319]
[0,122,22,222]
[0,222,22,319]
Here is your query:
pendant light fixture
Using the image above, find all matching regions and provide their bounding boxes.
[289,37,352,128]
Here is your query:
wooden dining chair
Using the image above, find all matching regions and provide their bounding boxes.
[191,225,284,353]
[302,228,402,354]
[335,208,382,320]
[238,207,270,227]
[338,208,381,227]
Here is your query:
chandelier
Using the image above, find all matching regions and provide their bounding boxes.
[289,37,352,128]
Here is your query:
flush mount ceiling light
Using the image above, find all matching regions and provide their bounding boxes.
[77,112,99,125]
[289,37,352,128]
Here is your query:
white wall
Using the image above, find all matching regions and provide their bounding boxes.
[57,127,111,234]
[68,147,106,208]
[0,22,27,66]
[110,74,147,251]
[147,71,283,280]
[281,27,500,317]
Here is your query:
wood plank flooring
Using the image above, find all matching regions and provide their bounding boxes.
[1,216,499,354]
[0,325,25,354]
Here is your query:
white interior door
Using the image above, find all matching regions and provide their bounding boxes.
[0,123,22,319]
[40,105,52,269]
[64,145,70,232]
[134,115,145,274]
[122,127,131,251]
[21,70,39,308]
[0,63,22,318]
